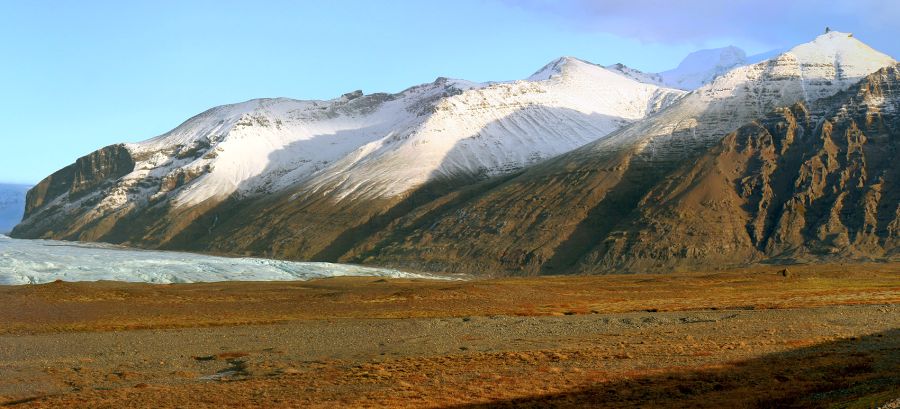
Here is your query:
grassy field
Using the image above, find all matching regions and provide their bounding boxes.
[0,263,898,408]
[1,263,897,335]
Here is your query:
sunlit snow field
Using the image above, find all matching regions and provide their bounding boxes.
[0,235,437,285]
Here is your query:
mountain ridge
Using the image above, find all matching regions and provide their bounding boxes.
[327,32,897,275]
[12,32,899,276]
[588,64,900,271]
[13,56,685,250]
[607,45,763,90]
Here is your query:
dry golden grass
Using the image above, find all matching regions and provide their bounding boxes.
[0,262,897,335]
[0,262,897,408]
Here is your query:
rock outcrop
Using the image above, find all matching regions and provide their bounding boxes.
[22,144,134,218]
[588,65,900,271]
[332,33,898,275]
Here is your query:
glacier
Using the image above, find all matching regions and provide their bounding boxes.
[0,235,440,285]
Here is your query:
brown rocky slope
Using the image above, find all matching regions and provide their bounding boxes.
[332,68,900,275]
[586,66,900,271]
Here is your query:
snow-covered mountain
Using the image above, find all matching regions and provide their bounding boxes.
[14,56,685,243]
[607,45,785,91]
[602,63,666,88]
[322,31,898,275]
[606,46,746,90]
[121,56,684,206]
[658,46,748,90]
[592,31,896,163]
[302,57,683,201]
[0,184,29,234]
[13,31,897,276]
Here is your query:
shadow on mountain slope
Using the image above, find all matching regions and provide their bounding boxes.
[311,172,521,264]
[145,107,621,269]
[354,67,900,276]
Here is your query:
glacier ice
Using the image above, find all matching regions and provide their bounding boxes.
[0,235,441,285]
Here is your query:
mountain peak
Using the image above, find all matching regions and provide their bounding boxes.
[815,29,856,41]
[796,30,871,51]
[785,30,895,67]
[527,56,594,81]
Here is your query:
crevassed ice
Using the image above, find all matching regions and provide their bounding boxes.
[0,236,443,285]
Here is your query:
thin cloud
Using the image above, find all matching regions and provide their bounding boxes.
[504,0,900,49]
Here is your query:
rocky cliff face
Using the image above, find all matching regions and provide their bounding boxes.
[14,145,135,240]
[600,67,900,267]
[589,66,900,271]
[22,144,134,218]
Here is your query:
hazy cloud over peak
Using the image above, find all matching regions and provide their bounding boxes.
[505,0,900,54]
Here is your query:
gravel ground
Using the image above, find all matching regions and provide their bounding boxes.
[1,267,897,407]
[1,304,898,407]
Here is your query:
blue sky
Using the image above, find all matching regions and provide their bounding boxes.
[1,0,898,184]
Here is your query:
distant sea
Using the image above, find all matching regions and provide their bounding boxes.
[0,183,30,234]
